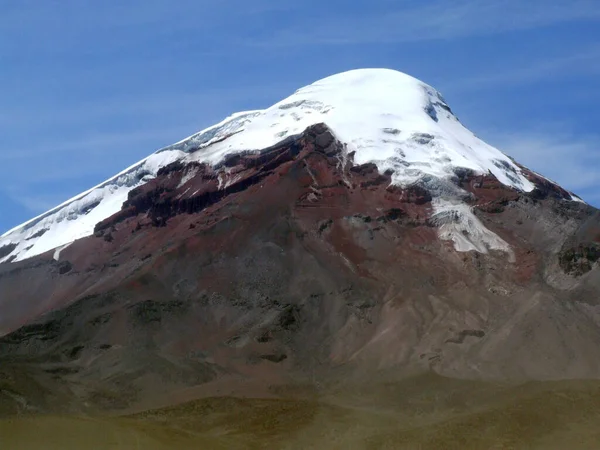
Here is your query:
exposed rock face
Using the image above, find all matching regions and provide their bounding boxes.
[1,123,600,415]
[0,244,16,260]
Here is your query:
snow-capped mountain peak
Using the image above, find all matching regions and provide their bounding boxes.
[0,68,559,263]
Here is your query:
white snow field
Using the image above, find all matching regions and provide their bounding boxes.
[1,69,544,263]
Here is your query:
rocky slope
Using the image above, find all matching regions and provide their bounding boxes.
[0,70,599,416]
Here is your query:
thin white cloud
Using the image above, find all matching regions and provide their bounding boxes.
[0,79,298,225]
[0,0,295,56]
[0,126,199,162]
[445,46,600,91]
[0,0,290,31]
[0,125,199,216]
[0,84,293,131]
[245,0,600,46]
[485,127,600,200]
[5,192,68,215]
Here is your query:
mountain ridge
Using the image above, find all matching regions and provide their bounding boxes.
[0,68,581,264]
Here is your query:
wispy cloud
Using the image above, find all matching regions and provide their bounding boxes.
[245,0,600,46]
[0,65,296,225]
[486,126,600,201]
[446,46,600,90]
[0,84,293,132]
[0,0,295,56]
[0,123,203,216]
[4,192,68,215]
[0,0,290,31]
[0,126,197,163]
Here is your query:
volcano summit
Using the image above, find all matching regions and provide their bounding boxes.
[1,69,575,263]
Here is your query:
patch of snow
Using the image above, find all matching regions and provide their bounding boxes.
[0,149,184,262]
[431,199,513,258]
[217,170,242,190]
[217,172,225,190]
[525,167,585,203]
[53,242,72,261]
[176,187,191,200]
[178,166,199,188]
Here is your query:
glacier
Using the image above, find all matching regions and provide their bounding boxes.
[0,68,540,263]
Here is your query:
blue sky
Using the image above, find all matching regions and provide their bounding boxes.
[1,0,599,233]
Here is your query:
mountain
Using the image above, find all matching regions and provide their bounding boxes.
[1,68,578,264]
[1,69,600,421]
